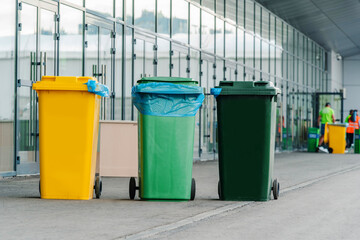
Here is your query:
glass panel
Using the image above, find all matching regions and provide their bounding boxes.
[0,0,15,172]
[255,5,261,37]
[172,0,188,43]
[134,0,155,32]
[157,38,170,76]
[244,32,253,67]
[40,9,56,76]
[59,5,82,76]
[116,0,123,20]
[238,0,244,27]
[254,37,260,70]
[270,15,275,44]
[85,24,99,76]
[114,24,123,120]
[215,17,224,57]
[100,28,112,120]
[262,40,269,73]
[276,18,282,48]
[126,0,133,23]
[190,4,200,48]
[225,23,236,60]
[203,0,214,11]
[18,3,37,170]
[225,63,236,81]
[270,45,275,75]
[171,48,188,78]
[216,58,223,84]
[157,0,170,36]
[276,48,282,78]
[144,41,154,77]
[216,0,224,16]
[201,10,214,53]
[125,27,133,120]
[87,0,113,17]
[190,49,200,83]
[237,28,244,63]
[262,9,269,40]
[225,0,236,24]
[237,64,244,81]
[245,0,254,32]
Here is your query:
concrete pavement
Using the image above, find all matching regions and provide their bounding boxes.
[0,152,360,239]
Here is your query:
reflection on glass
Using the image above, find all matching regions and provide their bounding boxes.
[0,0,15,172]
[190,4,200,48]
[216,0,224,16]
[270,15,276,44]
[172,0,188,43]
[225,23,236,60]
[201,10,214,53]
[157,38,170,76]
[59,5,82,76]
[244,32,253,67]
[276,18,282,48]
[63,0,82,6]
[115,25,123,120]
[158,0,170,36]
[262,9,269,40]
[215,18,224,57]
[87,0,113,17]
[134,0,155,32]
[40,9,56,76]
[203,0,214,11]
[216,58,223,85]
[171,48,188,78]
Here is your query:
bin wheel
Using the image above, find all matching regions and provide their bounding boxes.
[328,148,333,154]
[272,179,280,200]
[94,176,102,199]
[129,177,136,200]
[316,147,319,152]
[218,181,222,199]
[39,180,41,196]
[190,178,196,201]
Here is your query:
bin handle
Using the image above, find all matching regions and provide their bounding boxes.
[254,81,269,87]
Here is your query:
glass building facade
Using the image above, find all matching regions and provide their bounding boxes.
[0,0,328,176]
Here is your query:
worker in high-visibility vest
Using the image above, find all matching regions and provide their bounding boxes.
[346,109,360,148]
[318,102,335,148]
[345,109,354,148]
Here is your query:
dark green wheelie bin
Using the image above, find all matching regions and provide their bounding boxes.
[212,81,281,201]
[355,129,360,154]
[307,127,320,152]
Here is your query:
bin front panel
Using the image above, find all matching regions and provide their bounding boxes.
[328,125,346,154]
[39,90,100,200]
[307,128,319,152]
[217,95,276,201]
[139,114,195,200]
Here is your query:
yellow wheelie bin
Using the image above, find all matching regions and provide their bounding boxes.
[33,76,108,200]
[324,123,346,154]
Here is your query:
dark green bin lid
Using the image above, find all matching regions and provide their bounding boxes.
[137,77,198,84]
[216,81,281,96]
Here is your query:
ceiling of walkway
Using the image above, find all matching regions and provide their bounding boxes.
[254,0,360,57]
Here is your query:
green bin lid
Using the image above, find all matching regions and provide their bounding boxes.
[137,77,198,84]
[216,81,281,96]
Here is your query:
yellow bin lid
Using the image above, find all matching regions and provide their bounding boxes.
[32,76,97,91]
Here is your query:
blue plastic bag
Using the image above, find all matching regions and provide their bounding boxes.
[210,88,222,98]
[84,80,109,97]
[132,82,204,117]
